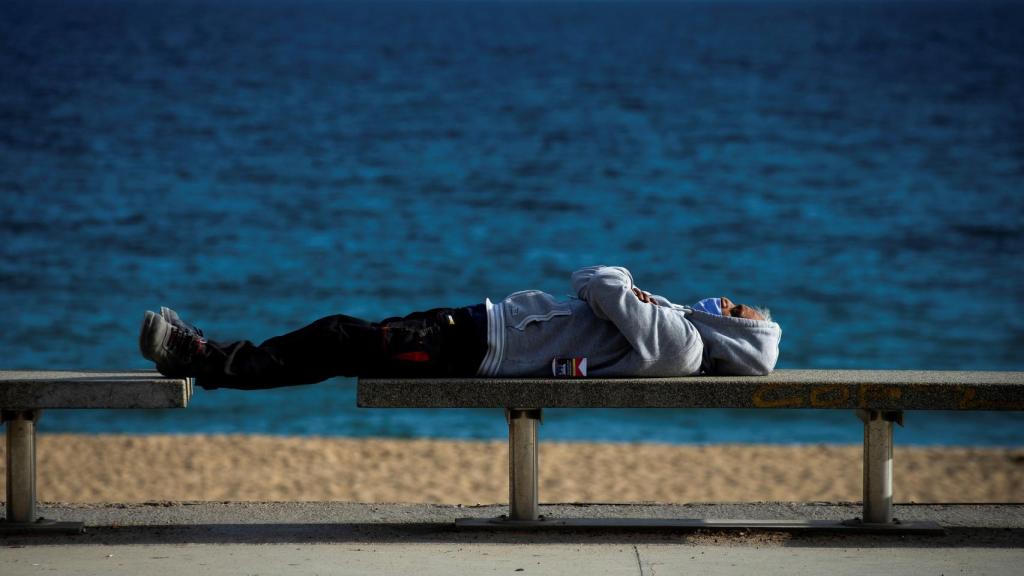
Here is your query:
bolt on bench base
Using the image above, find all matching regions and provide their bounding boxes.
[455,517,943,534]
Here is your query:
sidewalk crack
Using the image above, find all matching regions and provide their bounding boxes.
[633,544,645,576]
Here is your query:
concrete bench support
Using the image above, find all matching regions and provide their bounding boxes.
[507,409,541,522]
[5,410,39,524]
[0,370,192,533]
[501,408,905,527]
[2,409,84,533]
[859,409,901,525]
[465,406,934,532]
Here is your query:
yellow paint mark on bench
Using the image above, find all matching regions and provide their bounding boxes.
[958,387,1024,410]
[752,384,806,408]
[857,384,902,407]
[810,384,850,408]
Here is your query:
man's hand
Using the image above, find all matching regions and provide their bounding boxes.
[632,286,657,304]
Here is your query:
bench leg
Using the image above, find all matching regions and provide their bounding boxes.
[507,408,541,521]
[458,407,940,533]
[856,409,902,525]
[1,410,83,533]
[5,410,38,524]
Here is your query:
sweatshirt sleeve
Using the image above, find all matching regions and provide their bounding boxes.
[571,266,701,363]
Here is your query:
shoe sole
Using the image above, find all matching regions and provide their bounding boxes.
[139,311,171,364]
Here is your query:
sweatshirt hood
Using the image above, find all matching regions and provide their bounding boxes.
[685,309,782,376]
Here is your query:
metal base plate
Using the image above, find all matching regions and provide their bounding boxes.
[456,517,945,534]
[0,518,85,534]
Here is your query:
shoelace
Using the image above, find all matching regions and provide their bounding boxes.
[180,322,204,338]
[168,317,204,338]
[164,325,205,362]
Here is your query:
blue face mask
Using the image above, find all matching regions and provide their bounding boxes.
[692,297,723,316]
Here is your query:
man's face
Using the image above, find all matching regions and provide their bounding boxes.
[720,297,765,321]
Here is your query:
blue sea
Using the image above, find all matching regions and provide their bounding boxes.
[2,0,1022,445]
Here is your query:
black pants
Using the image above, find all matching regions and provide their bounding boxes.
[196,304,488,390]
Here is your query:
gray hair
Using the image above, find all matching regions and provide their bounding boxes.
[752,306,772,322]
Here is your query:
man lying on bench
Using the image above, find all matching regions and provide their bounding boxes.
[139,265,782,390]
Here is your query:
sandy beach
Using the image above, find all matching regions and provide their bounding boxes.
[3,434,1021,504]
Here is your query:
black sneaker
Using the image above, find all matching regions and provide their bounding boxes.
[139,310,208,377]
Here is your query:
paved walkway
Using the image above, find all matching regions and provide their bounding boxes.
[6,542,1023,575]
[3,503,1022,575]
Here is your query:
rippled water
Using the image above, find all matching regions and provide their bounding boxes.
[2,0,1022,444]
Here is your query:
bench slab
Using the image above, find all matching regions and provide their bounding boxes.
[358,369,1024,410]
[0,370,192,409]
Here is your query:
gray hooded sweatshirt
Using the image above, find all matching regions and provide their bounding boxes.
[477,266,781,377]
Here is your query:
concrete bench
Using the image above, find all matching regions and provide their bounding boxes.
[1,370,192,532]
[358,369,1024,533]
